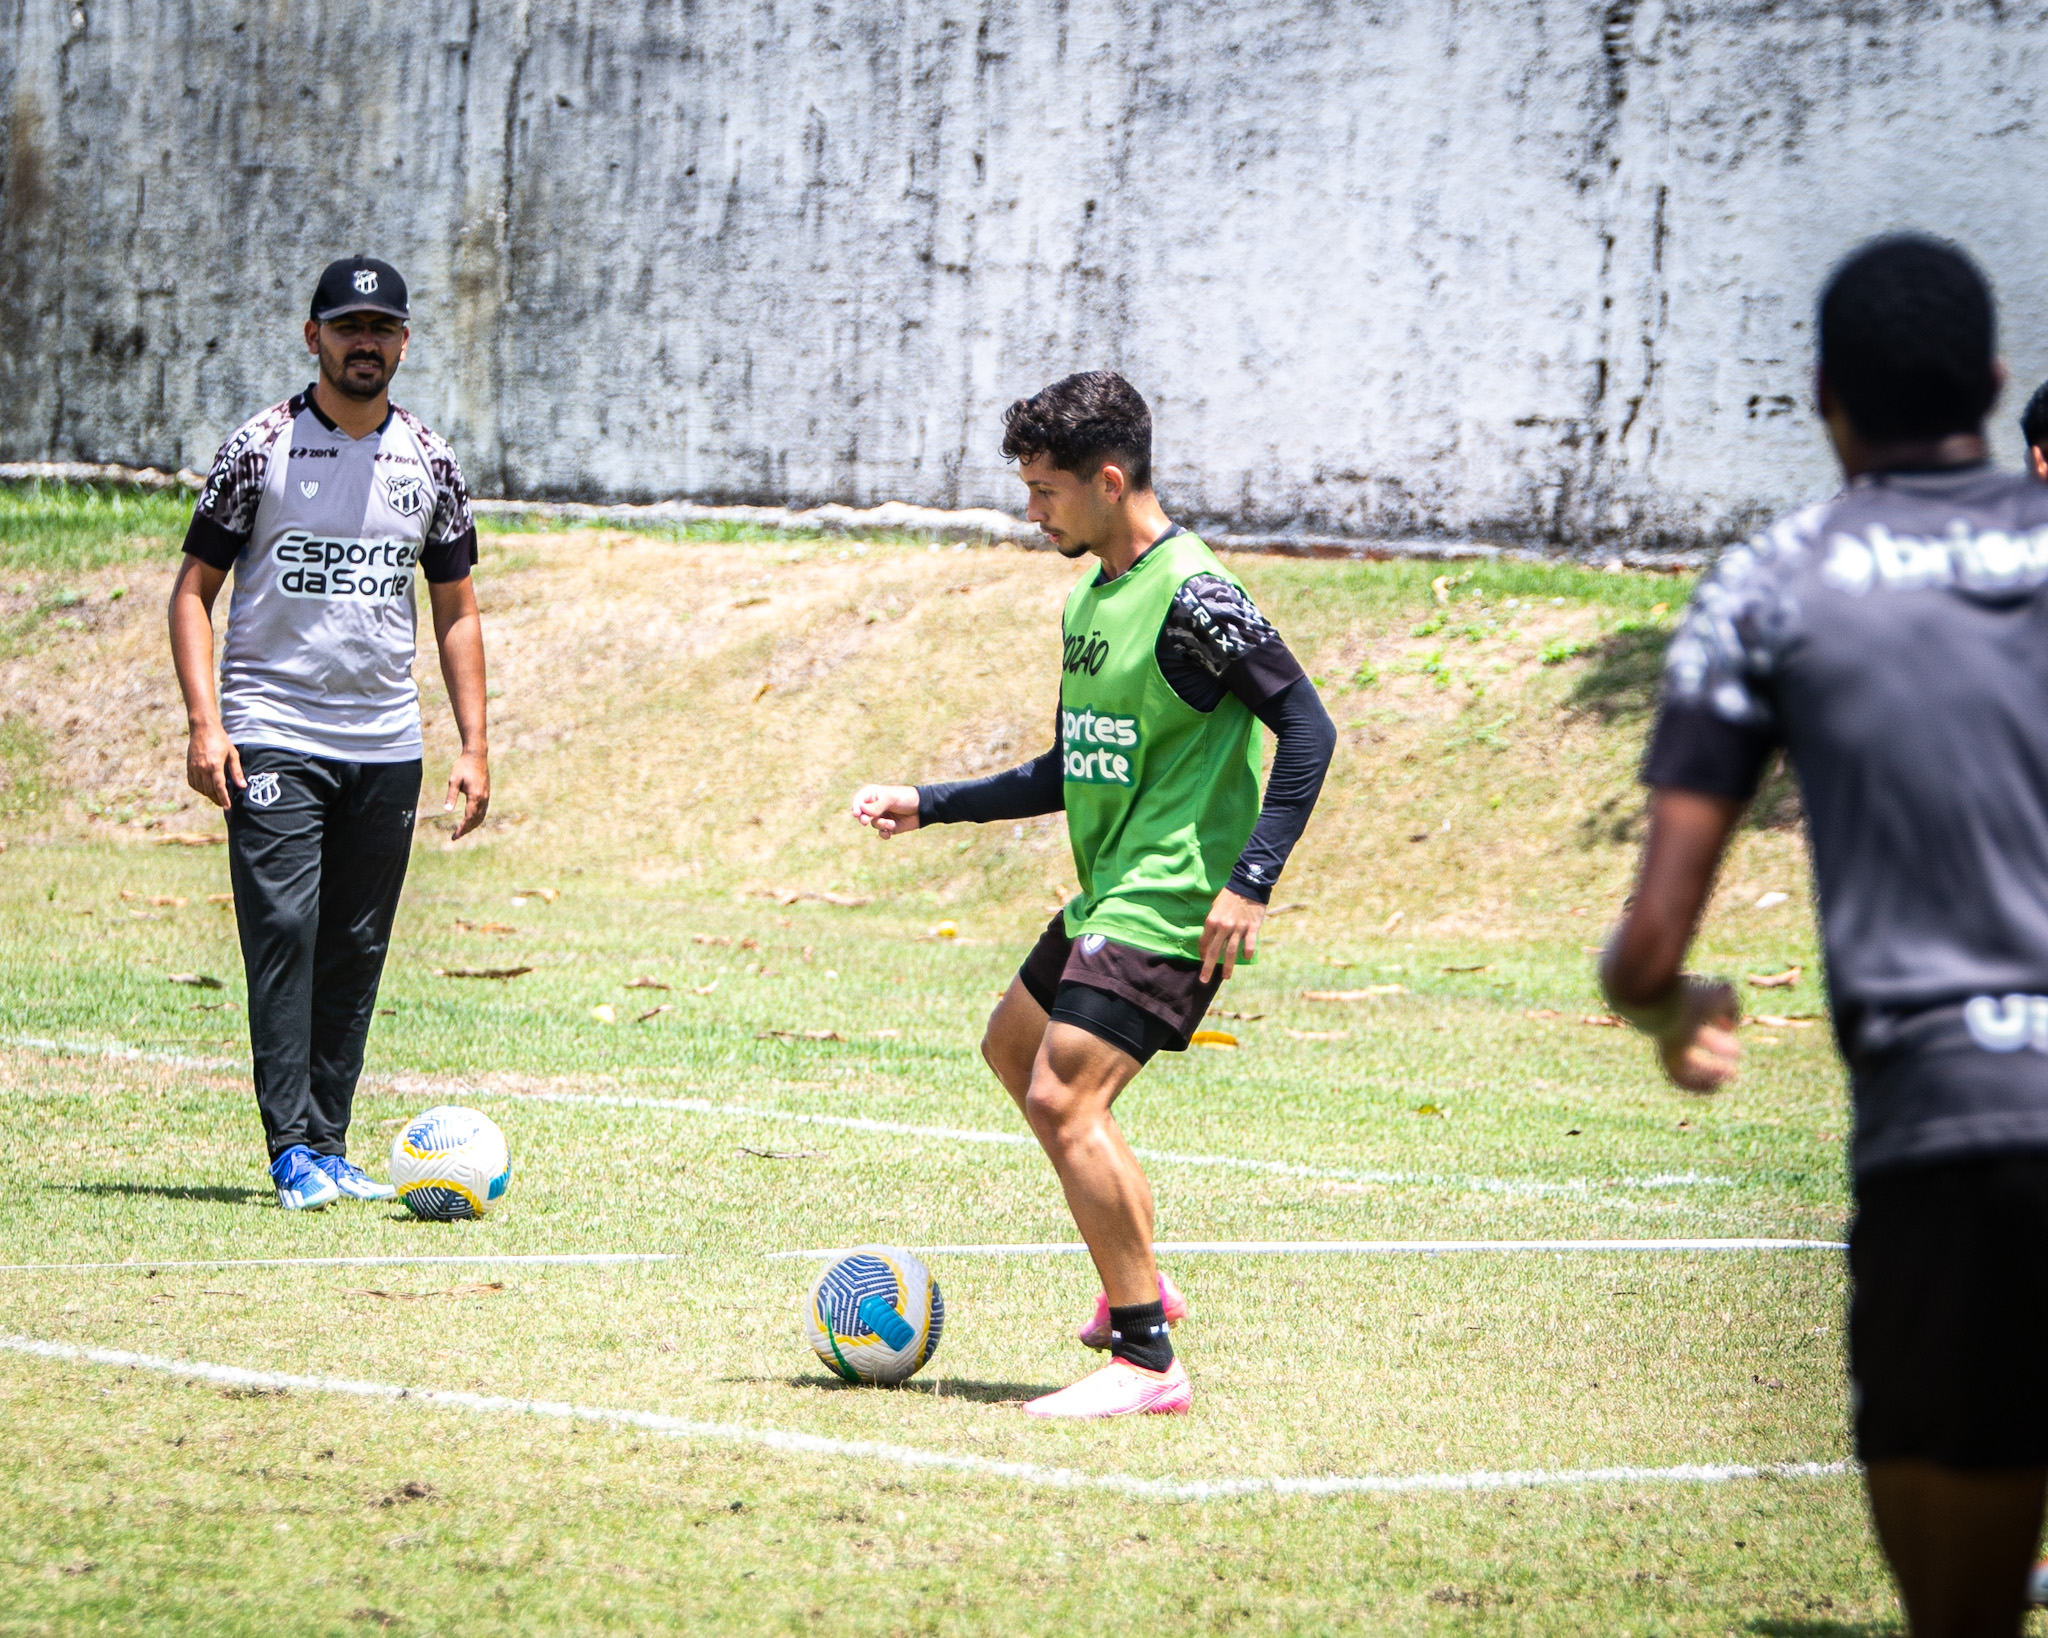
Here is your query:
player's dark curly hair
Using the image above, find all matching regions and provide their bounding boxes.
[1819,234,1998,444]
[999,371,1153,492]
[2022,379,2048,453]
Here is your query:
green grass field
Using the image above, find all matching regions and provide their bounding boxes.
[0,487,1924,1634]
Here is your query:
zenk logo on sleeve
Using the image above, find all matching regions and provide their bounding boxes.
[1062,705,1140,785]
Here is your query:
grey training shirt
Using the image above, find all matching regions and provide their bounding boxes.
[1647,464,2048,1178]
[182,387,477,763]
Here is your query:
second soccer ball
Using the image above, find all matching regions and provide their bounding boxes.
[390,1105,511,1221]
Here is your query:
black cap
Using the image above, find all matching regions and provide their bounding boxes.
[309,255,408,322]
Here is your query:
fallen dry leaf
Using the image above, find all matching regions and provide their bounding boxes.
[1189,1029,1238,1048]
[1748,966,1802,989]
[624,976,671,991]
[1581,1014,1623,1027]
[146,895,188,908]
[207,892,234,904]
[348,1284,504,1303]
[734,595,770,609]
[1440,963,1492,974]
[167,972,224,989]
[152,834,224,847]
[454,918,517,935]
[1206,1009,1266,1022]
[1525,1008,1561,1020]
[1285,1028,1347,1041]
[691,982,718,996]
[751,681,773,702]
[1302,985,1406,1002]
[1266,902,1309,917]
[434,966,533,981]
[635,1005,674,1023]
[691,933,732,946]
[1381,910,1405,933]
[759,1029,846,1042]
[512,887,560,903]
[761,887,872,908]
[739,1145,826,1160]
[1414,1103,1445,1117]
[1751,1014,1818,1029]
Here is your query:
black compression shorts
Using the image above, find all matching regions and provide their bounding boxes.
[1016,912,1224,1067]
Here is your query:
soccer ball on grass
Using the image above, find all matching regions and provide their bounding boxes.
[802,1245,944,1384]
[390,1105,511,1221]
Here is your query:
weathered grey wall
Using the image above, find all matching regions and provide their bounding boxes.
[4,2,2048,548]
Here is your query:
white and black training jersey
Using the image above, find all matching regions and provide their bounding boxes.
[182,386,478,763]
[1647,463,2048,1177]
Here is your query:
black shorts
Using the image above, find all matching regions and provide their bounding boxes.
[1016,913,1225,1067]
[1850,1150,2048,1468]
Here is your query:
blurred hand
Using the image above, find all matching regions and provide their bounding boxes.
[445,748,490,840]
[850,783,921,839]
[1199,887,1266,983]
[1659,977,1742,1093]
[185,722,245,810]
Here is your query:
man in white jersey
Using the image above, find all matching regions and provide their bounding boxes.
[168,255,490,1211]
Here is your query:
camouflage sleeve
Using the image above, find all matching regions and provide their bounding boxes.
[1645,503,1820,798]
[181,398,293,568]
[1660,502,1822,730]
[396,408,479,583]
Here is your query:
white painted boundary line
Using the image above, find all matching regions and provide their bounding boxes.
[493,1087,1732,1199]
[0,1253,686,1274]
[0,1239,1849,1276]
[0,1333,1849,1502]
[768,1237,1848,1261]
[4,1033,1738,1201]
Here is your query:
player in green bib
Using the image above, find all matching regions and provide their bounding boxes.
[851,373,1336,1417]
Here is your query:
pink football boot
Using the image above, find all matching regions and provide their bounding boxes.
[1078,1270,1188,1350]
[1024,1358,1193,1419]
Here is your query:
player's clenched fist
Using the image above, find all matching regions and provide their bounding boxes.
[850,783,921,839]
[1657,977,1741,1094]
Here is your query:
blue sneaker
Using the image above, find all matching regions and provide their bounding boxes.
[310,1152,397,1201]
[270,1145,341,1211]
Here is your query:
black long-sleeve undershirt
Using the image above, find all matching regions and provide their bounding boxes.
[916,678,1333,903]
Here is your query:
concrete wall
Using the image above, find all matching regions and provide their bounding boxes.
[4,1,2047,550]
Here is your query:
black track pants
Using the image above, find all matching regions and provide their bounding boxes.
[225,748,420,1161]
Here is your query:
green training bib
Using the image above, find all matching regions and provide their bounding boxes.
[1057,531,1262,963]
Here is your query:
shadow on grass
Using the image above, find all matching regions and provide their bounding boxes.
[1747,1622,1901,1637]
[738,1373,1059,1404]
[1566,623,1806,837]
[1566,623,1669,723]
[51,1181,269,1206]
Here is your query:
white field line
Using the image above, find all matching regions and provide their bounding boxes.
[767,1237,1849,1261]
[488,1087,1732,1199]
[4,1033,1738,1200]
[0,1333,1850,1502]
[0,1238,1851,1277]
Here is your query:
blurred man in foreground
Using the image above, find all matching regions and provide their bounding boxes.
[1603,235,2048,1637]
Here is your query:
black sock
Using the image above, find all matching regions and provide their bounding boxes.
[1108,1299,1174,1373]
